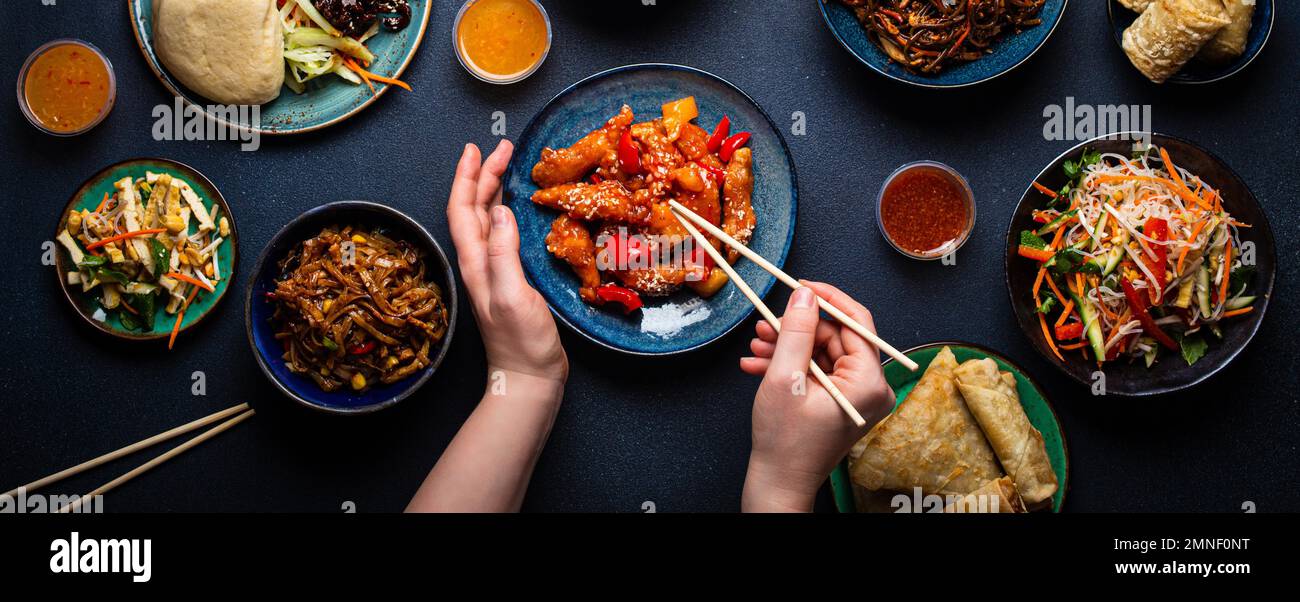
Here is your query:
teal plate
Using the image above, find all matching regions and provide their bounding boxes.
[55,158,238,342]
[829,342,1069,513]
[127,0,430,135]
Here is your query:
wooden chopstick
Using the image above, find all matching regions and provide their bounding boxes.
[668,200,919,372]
[3,403,251,499]
[671,210,867,427]
[58,408,256,513]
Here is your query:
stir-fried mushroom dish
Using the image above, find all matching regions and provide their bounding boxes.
[837,0,1047,74]
[268,226,448,392]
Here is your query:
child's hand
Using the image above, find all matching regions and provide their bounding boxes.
[446,140,568,389]
[739,282,895,512]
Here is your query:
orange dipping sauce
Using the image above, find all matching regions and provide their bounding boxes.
[877,163,974,258]
[21,41,115,135]
[456,0,551,83]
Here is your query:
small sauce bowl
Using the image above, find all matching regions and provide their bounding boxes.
[876,161,975,260]
[18,39,116,136]
[453,0,552,85]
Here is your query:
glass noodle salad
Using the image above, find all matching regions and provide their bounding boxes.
[277,0,413,94]
[1018,143,1256,368]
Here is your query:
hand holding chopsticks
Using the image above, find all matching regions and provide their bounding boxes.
[668,200,918,372]
[671,212,867,427]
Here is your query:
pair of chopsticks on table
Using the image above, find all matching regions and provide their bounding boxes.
[668,200,917,428]
[3,403,254,512]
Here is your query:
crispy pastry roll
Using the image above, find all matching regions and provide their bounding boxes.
[1122,0,1230,83]
[850,347,1003,496]
[1118,0,1155,12]
[1198,0,1254,63]
[943,477,1028,514]
[954,358,1058,505]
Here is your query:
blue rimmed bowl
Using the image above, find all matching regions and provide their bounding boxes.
[503,64,798,355]
[1107,0,1273,85]
[818,0,1068,88]
[127,0,431,134]
[245,201,457,414]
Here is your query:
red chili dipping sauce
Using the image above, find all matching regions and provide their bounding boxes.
[878,164,972,258]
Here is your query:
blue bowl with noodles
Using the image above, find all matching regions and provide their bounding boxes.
[818,0,1069,88]
[245,201,458,414]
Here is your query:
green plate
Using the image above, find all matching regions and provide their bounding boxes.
[830,342,1069,513]
[55,158,238,341]
[127,0,431,135]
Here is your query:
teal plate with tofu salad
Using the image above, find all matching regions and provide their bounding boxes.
[55,159,238,346]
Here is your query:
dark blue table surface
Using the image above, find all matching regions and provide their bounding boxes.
[3,1,1297,512]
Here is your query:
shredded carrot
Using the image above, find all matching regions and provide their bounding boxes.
[85,228,166,250]
[1033,265,1047,299]
[1160,148,1213,211]
[1045,274,1068,309]
[1177,220,1209,274]
[165,271,215,293]
[1219,241,1233,303]
[1228,219,1252,228]
[1058,341,1088,351]
[1222,306,1254,318]
[1054,299,1075,327]
[168,286,201,350]
[1038,312,1064,362]
[344,58,411,92]
[1032,181,1058,198]
[94,192,111,214]
[344,58,377,95]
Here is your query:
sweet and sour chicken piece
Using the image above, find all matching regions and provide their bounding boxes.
[531,180,651,225]
[531,105,635,188]
[721,147,755,264]
[545,215,600,303]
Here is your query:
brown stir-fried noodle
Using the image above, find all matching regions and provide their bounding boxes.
[270,226,448,393]
[839,0,1046,74]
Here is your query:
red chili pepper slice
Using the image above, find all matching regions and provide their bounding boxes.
[706,116,731,154]
[1054,322,1084,341]
[348,341,376,355]
[719,132,750,163]
[618,130,641,175]
[595,284,643,314]
[1120,277,1178,351]
[1142,217,1168,304]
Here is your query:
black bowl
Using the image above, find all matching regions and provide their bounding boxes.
[244,201,458,414]
[1004,133,1276,396]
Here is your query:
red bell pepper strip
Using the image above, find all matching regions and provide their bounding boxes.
[602,231,647,270]
[1120,277,1178,350]
[1142,217,1168,304]
[706,116,730,154]
[348,341,376,355]
[693,160,725,184]
[595,284,643,314]
[1017,245,1055,262]
[1054,322,1084,341]
[719,132,750,163]
[618,130,641,175]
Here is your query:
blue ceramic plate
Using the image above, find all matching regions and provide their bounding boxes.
[818,0,1068,88]
[1108,0,1273,84]
[503,64,798,355]
[127,0,430,134]
[245,201,457,414]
